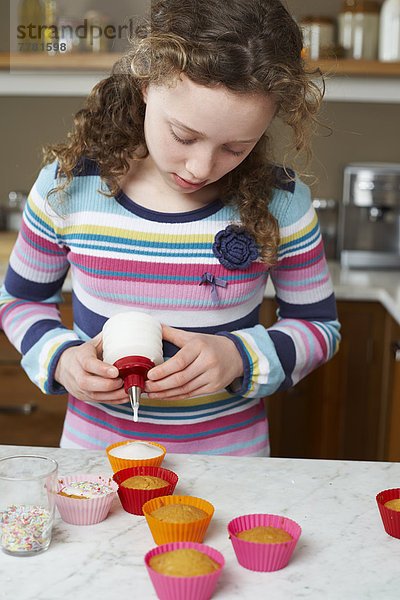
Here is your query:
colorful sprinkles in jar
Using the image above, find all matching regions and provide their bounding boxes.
[1,504,52,553]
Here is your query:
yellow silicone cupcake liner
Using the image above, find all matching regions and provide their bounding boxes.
[142,494,215,545]
[106,440,166,474]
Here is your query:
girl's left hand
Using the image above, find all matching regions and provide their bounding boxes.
[144,324,244,400]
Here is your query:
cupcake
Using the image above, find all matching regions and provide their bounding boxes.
[145,541,224,600]
[55,474,118,525]
[106,440,166,473]
[143,495,214,545]
[228,513,301,572]
[113,466,179,515]
[376,488,400,539]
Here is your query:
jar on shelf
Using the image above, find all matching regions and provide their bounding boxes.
[83,10,113,53]
[5,191,27,231]
[57,15,82,53]
[43,0,58,54]
[338,0,380,60]
[379,0,400,61]
[300,16,336,60]
[18,0,45,51]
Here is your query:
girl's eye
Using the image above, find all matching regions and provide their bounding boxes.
[225,147,246,157]
[170,126,246,157]
[170,129,195,145]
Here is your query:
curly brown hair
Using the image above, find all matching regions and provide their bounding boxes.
[43,0,324,266]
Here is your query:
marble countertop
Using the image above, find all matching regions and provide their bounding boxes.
[1,444,399,600]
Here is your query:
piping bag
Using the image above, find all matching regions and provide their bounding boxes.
[113,355,154,422]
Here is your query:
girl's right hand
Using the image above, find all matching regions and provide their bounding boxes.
[54,333,128,404]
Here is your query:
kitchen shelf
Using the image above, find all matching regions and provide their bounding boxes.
[1,53,400,102]
[3,53,400,75]
[307,59,400,77]
[0,52,119,71]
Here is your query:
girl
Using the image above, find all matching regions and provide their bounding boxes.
[0,0,340,455]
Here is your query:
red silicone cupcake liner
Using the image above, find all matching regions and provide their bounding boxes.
[145,541,225,600]
[55,474,118,526]
[113,466,179,515]
[227,513,301,572]
[376,488,400,539]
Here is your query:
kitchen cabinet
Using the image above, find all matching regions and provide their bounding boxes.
[261,298,399,462]
[0,293,73,447]
[385,318,400,461]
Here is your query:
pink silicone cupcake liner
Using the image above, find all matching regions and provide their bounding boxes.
[145,541,225,600]
[228,513,301,572]
[55,474,118,526]
[376,488,400,539]
[113,466,179,515]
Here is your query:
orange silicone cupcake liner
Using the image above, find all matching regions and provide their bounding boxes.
[106,440,166,473]
[142,494,215,545]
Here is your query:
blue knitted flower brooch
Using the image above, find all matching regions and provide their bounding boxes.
[212,225,258,270]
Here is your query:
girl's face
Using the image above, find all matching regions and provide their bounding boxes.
[142,75,276,195]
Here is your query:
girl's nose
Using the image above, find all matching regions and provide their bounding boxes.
[185,148,214,182]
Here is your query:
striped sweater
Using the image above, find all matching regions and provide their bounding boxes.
[0,159,340,455]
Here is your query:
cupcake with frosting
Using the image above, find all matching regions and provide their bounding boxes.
[106,440,166,473]
[376,488,400,539]
[228,513,301,571]
[55,474,118,525]
[113,466,178,515]
[143,495,214,545]
[145,541,224,600]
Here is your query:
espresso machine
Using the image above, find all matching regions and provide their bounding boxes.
[338,163,400,269]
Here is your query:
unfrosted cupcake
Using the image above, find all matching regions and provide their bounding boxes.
[376,488,400,539]
[228,513,301,571]
[55,474,118,525]
[145,541,224,600]
[113,466,178,515]
[106,440,166,473]
[143,495,214,545]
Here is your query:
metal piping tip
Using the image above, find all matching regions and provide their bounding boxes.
[128,386,141,422]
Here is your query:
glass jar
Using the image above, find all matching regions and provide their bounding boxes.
[379,0,400,61]
[83,10,113,53]
[300,16,336,60]
[6,191,27,231]
[338,0,380,60]
[18,0,45,51]
[43,0,58,53]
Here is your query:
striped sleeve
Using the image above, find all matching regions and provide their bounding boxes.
[0,163,83,394]
[217,177,341,397]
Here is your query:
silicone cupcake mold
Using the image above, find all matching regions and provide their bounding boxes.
[143,494,214,545]
[228,513,301,571]
[376,488,400,539]
[55,474,118,525]
[106,440,166,473]
[145,541,225,600]
[113,466,178,515]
